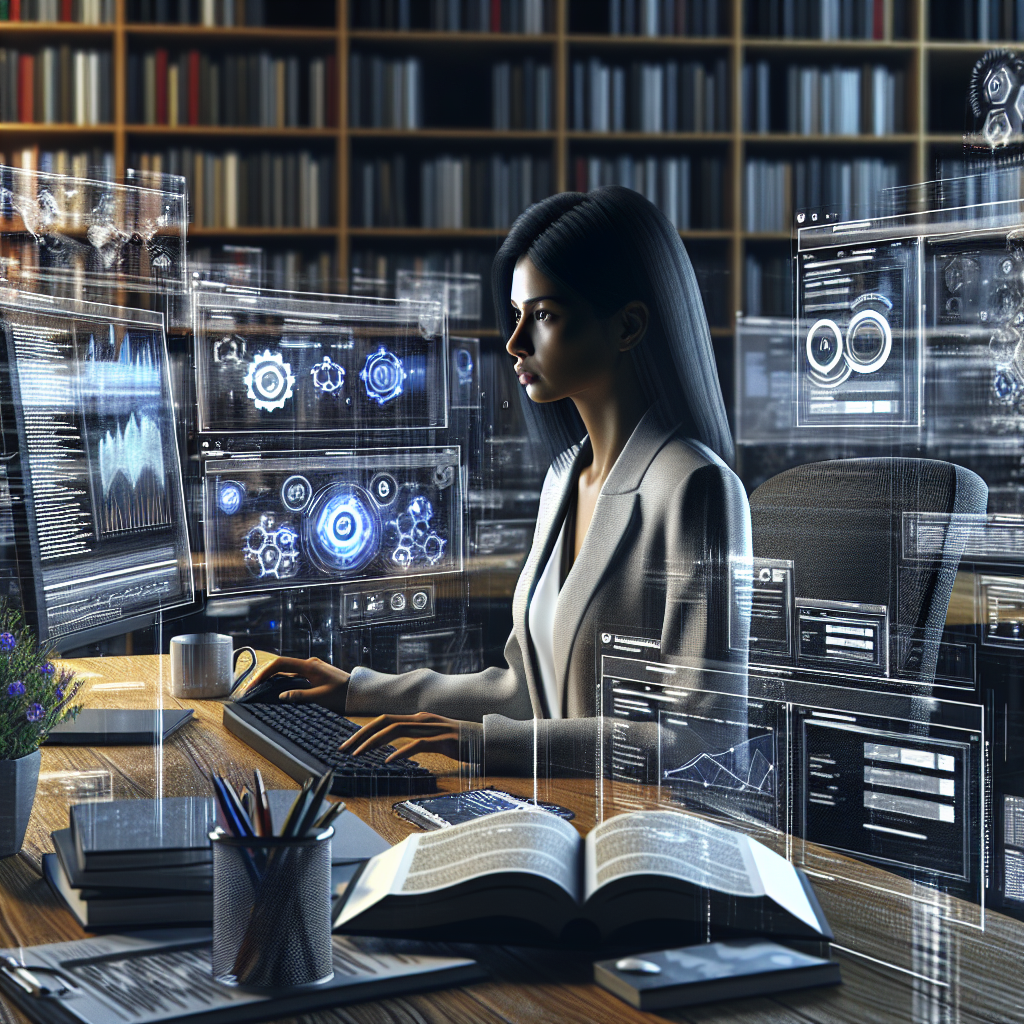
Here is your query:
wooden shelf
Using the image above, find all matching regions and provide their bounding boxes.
[743,133,918,144]
[567,33,733,47]
[0,123,115,135]
[348,227,510,239]
[742,36,916,50]
[0,20,114,36]
[126,125,338,139]
[348,29,557,45]
[348,128,557,140]
[188,226,338,238]
[567,130,731,142]
[125,24,335,43]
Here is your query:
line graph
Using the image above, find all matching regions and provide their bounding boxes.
[663,733,775,796]
[97,413,170,534]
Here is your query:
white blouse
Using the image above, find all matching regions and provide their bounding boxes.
[527,513,568,720]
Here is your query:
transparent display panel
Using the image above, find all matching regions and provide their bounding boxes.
[904,512,1024,566]
[0,165,189,326]
[977,573,1024,648]
[796,238,921,428]
[0,290,193,647]
[395,270,482,324]
[194,286,448,434]
[734,317,800,444]
[597,648,986,918]
[203,447,463,595]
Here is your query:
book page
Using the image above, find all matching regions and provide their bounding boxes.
[334,837,420,927]
[584,810,763,901]
[397,809,582,901]
[746,835,821,933]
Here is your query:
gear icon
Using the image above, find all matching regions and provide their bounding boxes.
[310,355,345,394]
[360,347,407,405]
[244,349,295,412]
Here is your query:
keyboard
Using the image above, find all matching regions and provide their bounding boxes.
[223,702,437,797]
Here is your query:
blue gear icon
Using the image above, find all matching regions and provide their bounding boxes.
[217,480,244,516]
[360,347,407,405]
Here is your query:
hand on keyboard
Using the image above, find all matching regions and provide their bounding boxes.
[340,712,482,764]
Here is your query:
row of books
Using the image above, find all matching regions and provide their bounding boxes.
[493,60,553,131]
[193,245,336,292]
[743,155,902,232]
[350,153,552,229]
[0,146,113,179]
[742,62,906,135]
[743,0,909,39]
[349,54,423,129]
[0,48,112,125]
[125,0,278,24]
[931,0,1024,41]
[126,50,336,128]
[572,153,726,230]
[130,147,333,229]
[608,0,727,36]
[0,0,112,20]
[349,0,552,33]
[571,57,729,133]
[744,250,793,317]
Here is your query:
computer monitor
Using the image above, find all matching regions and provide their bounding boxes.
[0,290,194,649]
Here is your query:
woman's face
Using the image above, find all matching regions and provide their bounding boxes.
[507,256,644,405]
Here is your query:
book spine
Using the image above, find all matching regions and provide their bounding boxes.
[155,47,167,124]
[18,52,33,121]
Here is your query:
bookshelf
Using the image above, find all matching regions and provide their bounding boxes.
[0,1,1014,359]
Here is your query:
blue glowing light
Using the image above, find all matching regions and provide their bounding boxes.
[994,369,1018,404]
[242,514,299,580]
[360,347,407,405]
[455,348,474,386]
[306,484,381,573]
[218,481,245,516]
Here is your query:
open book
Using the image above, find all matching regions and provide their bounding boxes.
[334,809,832,949]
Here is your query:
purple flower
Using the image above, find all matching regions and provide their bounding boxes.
[55,685,65,701]
[7,680,24,697]
[25,703,44,723]
[40,662,55,676]
[0,632,16,653]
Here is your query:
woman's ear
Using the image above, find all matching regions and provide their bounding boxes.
[618,301,649,352]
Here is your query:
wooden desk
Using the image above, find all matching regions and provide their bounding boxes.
[1,654,1023,1024]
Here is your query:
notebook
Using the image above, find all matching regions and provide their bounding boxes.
[44,709,194,745]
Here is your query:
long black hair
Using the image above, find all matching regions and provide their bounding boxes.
[492,185,733,467]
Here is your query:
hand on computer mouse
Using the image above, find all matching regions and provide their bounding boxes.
[339,712,481,763]
[243,656,350,712]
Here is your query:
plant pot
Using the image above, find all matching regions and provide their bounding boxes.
[0,748,40,858]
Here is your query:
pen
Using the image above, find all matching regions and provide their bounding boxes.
[279,776,313,838]
[313,800,346,831]
[252,769,272,837]
[295,769,335,837]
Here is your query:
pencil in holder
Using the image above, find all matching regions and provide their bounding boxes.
[210,826,335,989]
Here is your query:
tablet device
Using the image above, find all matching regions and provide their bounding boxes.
[44,709,195,745]
[393,788,574,830]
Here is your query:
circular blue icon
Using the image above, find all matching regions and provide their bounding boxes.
[360,347,407,405]
[217,481,244,516]
[994,369,1018,404]
[370,473,398,505]
[305,484,381,573]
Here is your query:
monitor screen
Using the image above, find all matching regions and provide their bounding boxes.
[193,286,449,435]
[0,291,193,648]
[203,447,463,595]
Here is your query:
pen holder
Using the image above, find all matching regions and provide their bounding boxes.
[210,826,334,990]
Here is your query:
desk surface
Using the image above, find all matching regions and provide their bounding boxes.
[1,653,1022,1024]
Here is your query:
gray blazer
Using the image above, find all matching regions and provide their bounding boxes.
[345,408,752,776]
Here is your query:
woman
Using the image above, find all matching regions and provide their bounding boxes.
[248,186,751,776]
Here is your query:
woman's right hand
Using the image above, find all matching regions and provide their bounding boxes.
[245,656,351,712]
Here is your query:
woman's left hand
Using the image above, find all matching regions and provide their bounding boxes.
[339,711,480,763]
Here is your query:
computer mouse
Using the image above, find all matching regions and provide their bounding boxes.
[233,672,311,704]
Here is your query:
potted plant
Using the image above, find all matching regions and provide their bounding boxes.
[0,604,82,858]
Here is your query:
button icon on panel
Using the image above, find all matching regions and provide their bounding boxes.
[411,590,430,611]
[390,592,407,612]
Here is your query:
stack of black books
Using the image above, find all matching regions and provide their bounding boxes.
[44,792,389,929]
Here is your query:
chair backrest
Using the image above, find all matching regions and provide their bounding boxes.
[748,458,987,686]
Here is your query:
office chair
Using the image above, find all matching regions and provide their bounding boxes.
[748,458,988,686]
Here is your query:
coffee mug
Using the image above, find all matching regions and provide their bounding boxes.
[169,633,257,700]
